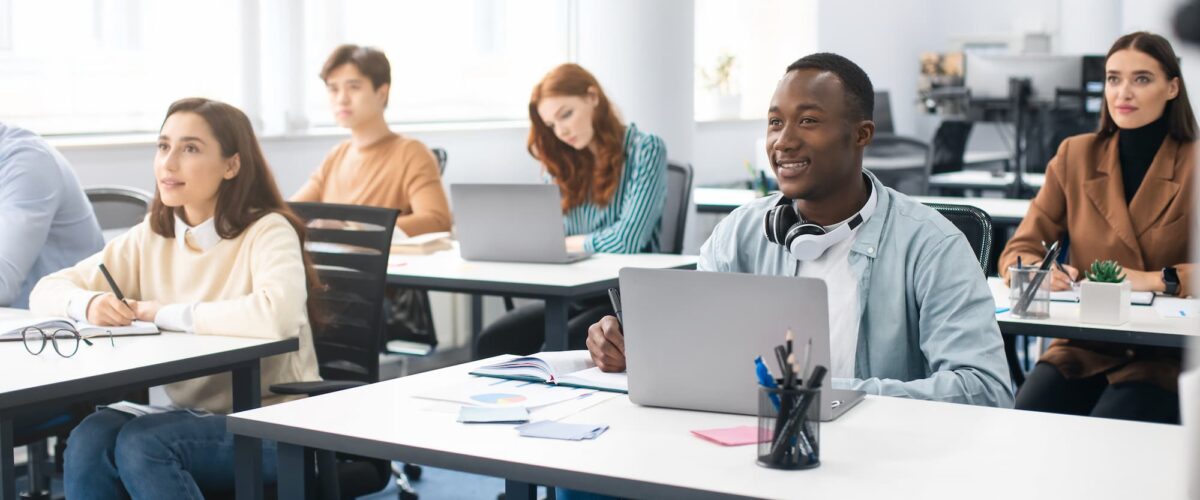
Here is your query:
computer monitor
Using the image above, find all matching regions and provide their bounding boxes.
[874,91,894,134]
[965,53,1082,101]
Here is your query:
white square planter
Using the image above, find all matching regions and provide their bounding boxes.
[1079,280,1131,325]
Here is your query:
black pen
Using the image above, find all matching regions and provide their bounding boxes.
[98,263,132,310]
[607,287,623,325]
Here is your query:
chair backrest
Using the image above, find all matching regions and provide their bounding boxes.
[865,135,931,196]
[85,186,153,237]
[288,202,399,384]
[925,203,993,272]
[930,120,974,175]
[431,147,448,175]
[657,162,693,254]
[874,91,895,134]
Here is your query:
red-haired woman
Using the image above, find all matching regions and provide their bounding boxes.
[30,98,321,497]
[475,63,669,358]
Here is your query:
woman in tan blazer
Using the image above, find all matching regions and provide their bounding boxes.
[998,32,1196,424]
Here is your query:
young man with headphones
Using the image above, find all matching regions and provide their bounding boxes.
[586,53,1014,407]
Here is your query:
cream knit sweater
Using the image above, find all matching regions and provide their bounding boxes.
[30,212,321,413]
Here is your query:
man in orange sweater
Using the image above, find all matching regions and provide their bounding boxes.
[292,44,451,236]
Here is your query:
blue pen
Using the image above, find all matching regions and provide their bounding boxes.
[995,307,1010,314]
[754,357,781,409]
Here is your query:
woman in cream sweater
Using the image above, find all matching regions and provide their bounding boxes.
[30,98,321,498]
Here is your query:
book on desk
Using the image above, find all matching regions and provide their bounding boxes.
[470,351,629,393]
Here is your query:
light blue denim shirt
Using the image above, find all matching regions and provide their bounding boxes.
[699,171,1014,407]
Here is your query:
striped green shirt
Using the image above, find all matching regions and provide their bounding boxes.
[559,123,667,254]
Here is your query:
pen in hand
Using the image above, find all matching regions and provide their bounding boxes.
[98,263,133,311]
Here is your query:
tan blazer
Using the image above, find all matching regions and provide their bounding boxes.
[998,132,1195,390]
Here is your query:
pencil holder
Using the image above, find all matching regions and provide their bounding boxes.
[756,384,820,470]
[1008,266,1051,319]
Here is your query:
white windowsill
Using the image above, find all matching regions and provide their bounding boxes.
[44,119,531,151]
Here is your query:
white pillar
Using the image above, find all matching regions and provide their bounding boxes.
[575,0,695,165]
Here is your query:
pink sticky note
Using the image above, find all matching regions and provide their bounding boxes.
[690,425,765,446]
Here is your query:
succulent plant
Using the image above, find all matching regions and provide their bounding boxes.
[1085,259,1126,283]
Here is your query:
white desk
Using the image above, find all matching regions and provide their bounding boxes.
[928,170,1046,194]
[229,358,1185,499]
[0,308,298,500]
[387,249,697,350]
[693,188,1031,225]
[989,277,1199,348]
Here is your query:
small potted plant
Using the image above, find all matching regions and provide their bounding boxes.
[1079,259,1131,325]
[699,53,741,119]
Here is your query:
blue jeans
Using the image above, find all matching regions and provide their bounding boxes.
[63,409,277,500]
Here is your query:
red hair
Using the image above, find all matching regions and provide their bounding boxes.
[528,64,626,212]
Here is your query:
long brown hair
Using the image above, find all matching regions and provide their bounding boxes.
[1097,31,1197,142]
[149,97,323,326]
[528,64,626,212]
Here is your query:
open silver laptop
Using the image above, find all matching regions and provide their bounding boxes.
[450,184,591,264]
[620,268,865,421]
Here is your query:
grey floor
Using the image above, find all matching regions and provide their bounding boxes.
[359,465,516,500]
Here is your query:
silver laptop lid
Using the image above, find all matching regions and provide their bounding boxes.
[450,183,574,263]
[622,268,838,417]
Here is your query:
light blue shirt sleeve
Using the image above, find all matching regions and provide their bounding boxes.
[584,135,668,254]
[0,146,63,306]
[837,232,1014,407]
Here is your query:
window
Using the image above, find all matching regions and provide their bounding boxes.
[0,0,245,135]
[303,0,571,126]
[693,0,817,121]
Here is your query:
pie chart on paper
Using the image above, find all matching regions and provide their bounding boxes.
[471,393,528,405]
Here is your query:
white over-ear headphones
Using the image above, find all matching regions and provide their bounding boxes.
[762,177,878,261]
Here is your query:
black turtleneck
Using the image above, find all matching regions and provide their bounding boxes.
[1117,114,1169,204]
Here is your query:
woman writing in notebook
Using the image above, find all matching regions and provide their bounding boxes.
[998,32,1195,423]
[475,63,669,358]
[29,98,321,497]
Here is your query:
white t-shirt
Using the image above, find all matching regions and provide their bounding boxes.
[792,216,861,380]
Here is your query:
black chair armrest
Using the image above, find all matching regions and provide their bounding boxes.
[269,380,368,397]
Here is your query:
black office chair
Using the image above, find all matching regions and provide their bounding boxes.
[930,120,975,176]
[229,202,408,499]
[865,135,931,196]
[656,162,694,255]
[85,185,153,241]
[431,147,447,175]
[925,202,1023,387]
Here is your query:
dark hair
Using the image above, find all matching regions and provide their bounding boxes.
[528,63,626,212]
[320,44,392,106]
[785,53,875,121]
[150,98,323,327]
[1097,31,1197,141]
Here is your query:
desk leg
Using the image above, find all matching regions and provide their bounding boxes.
[470,294,484,359]
[233,363,263,500]
[505,480,537,500]
[544,297,569,351]
[1,417,13,500]
[276,443,306,500]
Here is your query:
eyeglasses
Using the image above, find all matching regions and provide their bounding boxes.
[22,326,114,358]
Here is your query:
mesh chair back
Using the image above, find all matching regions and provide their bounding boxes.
[657,162,693,254]
[289,202,399,384]
[865,135,931,196]
[925,203,993,272]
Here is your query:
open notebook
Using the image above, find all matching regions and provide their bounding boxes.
[470,350,628,393]
[0,316,159,341]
